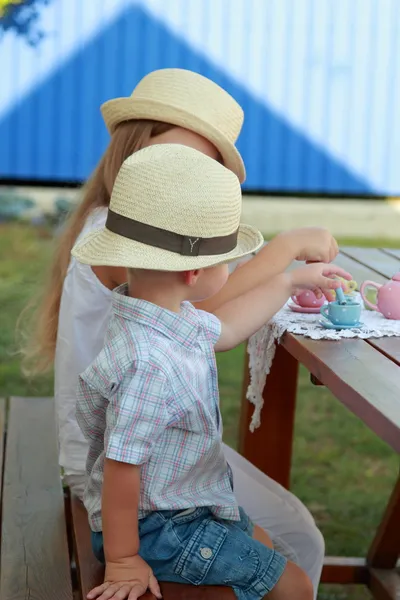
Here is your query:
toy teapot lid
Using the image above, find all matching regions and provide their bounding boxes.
[392,272,400,282]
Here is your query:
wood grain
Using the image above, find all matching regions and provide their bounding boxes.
[367,476,400,569]
[340,248,400,280]
[239,344,299,489]
[71,494,104,597]
[321,557,368,584]
[383,248,400,261]
[0,398,5,544]
[0,397,73,600]
[368,338,400,367]
[160,583,236,599]
[281,335,400,452]
[334,253,387,287]
[369,569,400,600]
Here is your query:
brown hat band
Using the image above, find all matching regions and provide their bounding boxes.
[106,209,239,257]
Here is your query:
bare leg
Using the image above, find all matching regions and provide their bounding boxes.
[254,522,313,600]
[253,524,273,548]
[265,561,314,600]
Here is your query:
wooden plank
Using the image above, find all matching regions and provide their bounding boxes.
[334,253,387,287]
[369,569,400,600]
[383,248,400,261]
[160,583,236,599]
[71,494,104,596]
[281,335,400,453]
[341,247,400,280]
[367,476,400,569]
[239,344,299,489]
[71,496,235,599]
[321,557,368,584]
[0,398,5,542]
[368,338,400,367]
[0,397,73,600]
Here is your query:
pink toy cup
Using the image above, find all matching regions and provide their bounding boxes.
[291,290,326,309]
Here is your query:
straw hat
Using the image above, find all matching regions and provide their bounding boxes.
[72,144,262,271]
[101,68,246,182]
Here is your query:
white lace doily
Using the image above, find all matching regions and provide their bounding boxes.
[246,294,400,431]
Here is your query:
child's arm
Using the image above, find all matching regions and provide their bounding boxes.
[85,361,170,600]
[214,263,351,352]
[195,227,339,313]
[86,459,161,600]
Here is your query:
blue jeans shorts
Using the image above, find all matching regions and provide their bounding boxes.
[92,507,287,600]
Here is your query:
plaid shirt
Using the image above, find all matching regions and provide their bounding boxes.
[77,284,240,532]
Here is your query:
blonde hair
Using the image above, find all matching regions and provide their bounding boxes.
[21,119,174,375]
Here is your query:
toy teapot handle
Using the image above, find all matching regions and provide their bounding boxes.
[360,280,382,311]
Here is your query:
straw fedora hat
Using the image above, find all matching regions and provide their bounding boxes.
[72,144,262,271]
[101,68,246,182]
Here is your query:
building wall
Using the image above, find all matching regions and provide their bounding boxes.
[1,0,399,194]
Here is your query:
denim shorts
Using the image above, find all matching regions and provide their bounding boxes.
[92,507,287,600]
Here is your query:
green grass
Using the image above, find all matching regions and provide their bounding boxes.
[1,223,399,600]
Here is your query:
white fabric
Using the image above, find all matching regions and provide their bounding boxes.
[55,207,111,476]
[56,209,323,596]
[247,295,400,431]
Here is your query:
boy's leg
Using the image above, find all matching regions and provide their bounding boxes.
[253,524,273,548]
[224,444,324,598]
[253,524,313,600]
[265,561,314,600]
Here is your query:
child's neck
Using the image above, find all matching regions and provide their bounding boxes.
[128,272,186,314]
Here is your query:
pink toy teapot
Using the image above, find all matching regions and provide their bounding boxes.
[360,272,400,320]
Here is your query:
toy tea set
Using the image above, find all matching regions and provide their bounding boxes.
[289,273,400,330]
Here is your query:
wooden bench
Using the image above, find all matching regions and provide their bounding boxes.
[0,396,235,599]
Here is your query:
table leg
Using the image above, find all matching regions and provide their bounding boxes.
[367,473,400,569]
[239,343,299,490]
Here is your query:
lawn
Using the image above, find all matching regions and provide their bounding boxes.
[1,222,398,600]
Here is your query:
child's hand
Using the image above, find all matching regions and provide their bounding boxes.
[87,555,161,600]
[282,227,339,263]
[290,263,352,299]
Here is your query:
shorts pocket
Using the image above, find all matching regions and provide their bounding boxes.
[174,518,227,585]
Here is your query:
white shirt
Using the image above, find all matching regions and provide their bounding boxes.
[55,207,111,475]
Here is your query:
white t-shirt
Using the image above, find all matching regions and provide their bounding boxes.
[55,207,111,476]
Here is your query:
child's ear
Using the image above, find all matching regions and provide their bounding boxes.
[183,270,202,286]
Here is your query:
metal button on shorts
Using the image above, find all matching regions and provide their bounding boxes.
[200,547,213,559]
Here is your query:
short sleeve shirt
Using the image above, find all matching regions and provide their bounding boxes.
[77,284,240,531]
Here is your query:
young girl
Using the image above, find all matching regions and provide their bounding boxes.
[24,68,335,597]
[73,144,350,600]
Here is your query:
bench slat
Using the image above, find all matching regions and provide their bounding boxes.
[0,399,5,499]
[71,494,104,595]
[0,397,73,600]
[0,398,5,547]
[71,495,235,599]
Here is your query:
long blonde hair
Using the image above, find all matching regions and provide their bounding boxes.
[21,119,174,375]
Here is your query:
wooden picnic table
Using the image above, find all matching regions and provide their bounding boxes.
[0,246,398,599]
[240,247,400,600]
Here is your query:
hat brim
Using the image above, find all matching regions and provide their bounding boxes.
[72,224,263,271]
[101,98,246,183]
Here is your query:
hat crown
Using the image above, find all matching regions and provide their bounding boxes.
[109,144,242,240]
[130,69,243,143]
